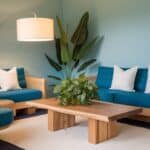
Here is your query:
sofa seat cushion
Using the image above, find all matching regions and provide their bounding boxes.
[98,88,114,102]
[98,88,150,108]
[113,90,150,108]
[0,89,42,103]
[0,108,13,127]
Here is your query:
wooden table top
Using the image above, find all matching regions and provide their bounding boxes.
[27,98,142,122]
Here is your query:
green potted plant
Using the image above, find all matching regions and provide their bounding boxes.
[45,12,102,105]
[54,75,98,106]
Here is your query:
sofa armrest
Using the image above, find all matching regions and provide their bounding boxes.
[25,76,47,98]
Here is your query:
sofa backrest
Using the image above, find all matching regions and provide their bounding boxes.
[17,68,27,88]
[96,66,148,92]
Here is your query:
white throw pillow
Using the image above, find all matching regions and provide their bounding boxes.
[145,66,150,93]
[110,65,138,91]
[0,67,21,91]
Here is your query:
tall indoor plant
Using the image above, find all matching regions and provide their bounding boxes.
[45,12,102,105]
[45,12,103,81]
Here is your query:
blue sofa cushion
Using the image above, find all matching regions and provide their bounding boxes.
[134,68,147,91]
[0,89,42,102]
[17,68,27,88]
[98,88,150,108]
[98,88,114,102]
[0,108,13,127]
[96,66,113,89]
[112,90,150,108]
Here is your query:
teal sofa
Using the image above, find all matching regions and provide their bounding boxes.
[0,68,46,114]
[0,68,42,102]
[0,68,47,127]
[96,66,150,108]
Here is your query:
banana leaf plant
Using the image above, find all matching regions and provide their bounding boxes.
[45,12,103,82]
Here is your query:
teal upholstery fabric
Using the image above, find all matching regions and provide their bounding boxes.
[134,68,147,91]
[98,88,150,108]
[113,90,150,108]
[17,68,27,88]
[0,108,13,127]
[98,89,114,102]
[96,66,113,89]
[0,89,42,102]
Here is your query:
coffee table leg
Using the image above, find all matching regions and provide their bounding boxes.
[48,110,75,131]
[88,119,118,144]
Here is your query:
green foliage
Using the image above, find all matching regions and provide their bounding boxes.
[71,12,89,45]
[45,11,102,81]
[56,16,72,64]
[71,12,89,60]
[45,54,62,71]
[75,37,98,60]
[54,75,98,106]
[56,16,68,45]
[77,59,96,72]
[60,40,71,64]
[55,38,63,64]
[48,75,61,80]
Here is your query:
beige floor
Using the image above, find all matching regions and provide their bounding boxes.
[0,115,150,150]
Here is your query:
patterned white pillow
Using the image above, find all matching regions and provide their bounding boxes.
[0,67,21,91]
[110,65,138,92]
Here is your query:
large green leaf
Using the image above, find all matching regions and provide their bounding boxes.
[60,41,71,64]
[45,54,62,71]
[72,12,89,60]
[56,16,68,45]
[75,37,98,60]
[73,60,80,69]
[56,16,71,64]
[72,45,82,60]
[71,12,89,45]
[48,75,61,80]
[55,38,63,64]
[49,84,56,87]
[77,59,96,72]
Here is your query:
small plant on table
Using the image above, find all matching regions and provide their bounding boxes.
[54,75,98,106]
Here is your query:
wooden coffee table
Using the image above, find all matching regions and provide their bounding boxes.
[28,98,142,144]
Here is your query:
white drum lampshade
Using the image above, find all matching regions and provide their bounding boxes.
[17,18,54,41]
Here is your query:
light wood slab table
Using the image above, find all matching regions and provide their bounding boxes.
[27,98,142,144]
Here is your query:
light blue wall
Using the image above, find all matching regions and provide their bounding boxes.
[62,0,150,74]
[0,0,61,78]
[1,0,150,86]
